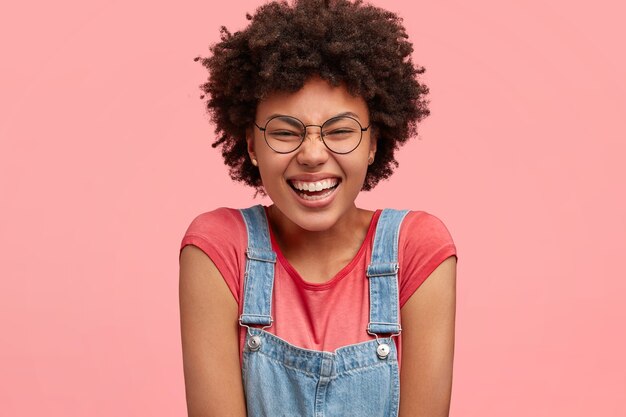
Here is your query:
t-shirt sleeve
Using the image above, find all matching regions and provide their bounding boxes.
[398,211,458,307]
[179,207,247,304]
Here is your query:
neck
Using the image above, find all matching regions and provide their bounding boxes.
[267,204,374,263]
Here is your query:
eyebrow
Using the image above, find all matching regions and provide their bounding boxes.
[264,111,362,123]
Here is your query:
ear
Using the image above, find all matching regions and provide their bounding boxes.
[368,127,378,161]
[246,127,257,163]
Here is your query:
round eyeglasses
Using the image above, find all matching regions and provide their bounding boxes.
[254,115,370,154]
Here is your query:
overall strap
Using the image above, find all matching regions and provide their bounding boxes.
[239,205,276,327]
[366,209,409,335]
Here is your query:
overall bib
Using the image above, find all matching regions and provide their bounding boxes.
[239,205,409,417]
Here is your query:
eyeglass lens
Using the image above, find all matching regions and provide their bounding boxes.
[263,116,363,154]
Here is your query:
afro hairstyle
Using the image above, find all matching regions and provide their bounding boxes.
[195,0,430,193]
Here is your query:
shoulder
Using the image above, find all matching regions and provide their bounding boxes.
[179,206,248,262]
[182,207,247,245]
[373,209,456,249]
[393,210,458,307]
[399,210,456,247]
[184,207,245,235]
[179,207,249,304]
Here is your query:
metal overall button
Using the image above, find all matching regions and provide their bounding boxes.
[376,343,390,359]
[247,335,262,351]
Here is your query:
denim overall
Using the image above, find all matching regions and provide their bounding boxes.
[239,205,409,417]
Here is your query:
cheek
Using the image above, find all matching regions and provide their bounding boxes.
[347,150,371,171]
[257,164,275,187]
[257,156,290,186]
[341,159,370,185]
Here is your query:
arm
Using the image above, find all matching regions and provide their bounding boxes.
[179,245,247,417]
[399,255,457,417]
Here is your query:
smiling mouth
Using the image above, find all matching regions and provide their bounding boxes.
[288,178,341,200]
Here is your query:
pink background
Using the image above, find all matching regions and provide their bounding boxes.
[1,0,625,415]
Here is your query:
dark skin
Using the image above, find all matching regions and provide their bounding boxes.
[180,79,456,416]
[266,204,375,284]
[179,245,247,417]
[197,0,430,193]
[179,246,456,416]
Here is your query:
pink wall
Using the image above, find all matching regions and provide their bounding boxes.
[1,0,624,415]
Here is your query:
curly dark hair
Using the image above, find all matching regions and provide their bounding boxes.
[195,0,430,192]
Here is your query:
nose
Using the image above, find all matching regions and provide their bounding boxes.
[295,126,329,167]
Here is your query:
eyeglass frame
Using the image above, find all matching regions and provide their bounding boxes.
[253,114,371,155]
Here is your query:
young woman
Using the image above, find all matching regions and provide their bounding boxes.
[179,1,458,416]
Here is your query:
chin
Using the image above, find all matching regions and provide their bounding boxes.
[296,218,337,232]
[289,207,349,233]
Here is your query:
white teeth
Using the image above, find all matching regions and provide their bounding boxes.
[290,178,338,192]
[299,188,335,201]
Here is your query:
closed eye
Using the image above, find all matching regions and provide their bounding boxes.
[268,130,302,140]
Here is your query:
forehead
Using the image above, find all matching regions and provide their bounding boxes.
[256,77,369,123]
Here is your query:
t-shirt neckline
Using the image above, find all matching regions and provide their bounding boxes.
[264,207,382,291]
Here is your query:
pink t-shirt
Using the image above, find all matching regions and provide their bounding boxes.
[180,206,457,367]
